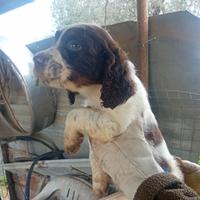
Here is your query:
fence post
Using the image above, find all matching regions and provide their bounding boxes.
[137,0,149,89]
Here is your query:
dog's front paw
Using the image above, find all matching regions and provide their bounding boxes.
[92,174,110,198]
[93,184,108,198]
[64,135,84,155]
[64,139,80,155]
[93,188,107,198]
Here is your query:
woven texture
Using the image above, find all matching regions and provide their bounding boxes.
[134,173,200,200]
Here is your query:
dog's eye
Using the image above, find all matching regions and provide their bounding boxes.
[67,41,82,52]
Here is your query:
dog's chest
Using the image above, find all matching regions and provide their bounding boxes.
[89,122,160,173]
[89,123,162,199]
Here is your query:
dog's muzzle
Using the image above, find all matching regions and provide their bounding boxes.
[33,52,51,70]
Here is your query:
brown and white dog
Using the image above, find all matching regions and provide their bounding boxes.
[33,24,183,198]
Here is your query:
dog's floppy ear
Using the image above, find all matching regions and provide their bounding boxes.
[67,91,76,105]
[100,46,135,109]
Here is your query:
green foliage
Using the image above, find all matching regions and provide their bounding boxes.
[51,0,200,30]
[51,0,137,29]
[0,176,7,184]
[0,176,7,197]
[198,156,200,165]
[149,0,200,16]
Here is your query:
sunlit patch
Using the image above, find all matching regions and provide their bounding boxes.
[0,0,55,44]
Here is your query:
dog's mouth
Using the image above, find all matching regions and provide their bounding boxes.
[34,69,55,87]
[37,77,63,89]
[34,75,49,86]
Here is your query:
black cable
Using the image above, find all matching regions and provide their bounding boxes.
[24,150,64,200]
[0,135,63,200]
[32,135,60,151]
[2,136,57,151]
[1,134,64,200]
[17,136,57,151]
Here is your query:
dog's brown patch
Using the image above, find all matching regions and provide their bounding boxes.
[68,71,96,87]
[94,27,136,109]
[145,126,163,146]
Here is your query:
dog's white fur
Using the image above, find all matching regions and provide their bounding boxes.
[63,60,183,178]
[33,24,183,198]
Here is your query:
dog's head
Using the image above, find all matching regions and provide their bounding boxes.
[34,24,135,109]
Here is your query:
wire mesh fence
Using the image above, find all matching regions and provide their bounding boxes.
[149,89,200,163]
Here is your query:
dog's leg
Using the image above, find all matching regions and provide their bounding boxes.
[143,109,183,180]
[64,108,120,154]
[64,128,84,154]
[90,151,111,198]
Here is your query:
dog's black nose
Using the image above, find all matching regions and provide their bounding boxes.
[33,53,50,68]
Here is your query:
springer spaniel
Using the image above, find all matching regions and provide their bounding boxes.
[33,24,183,198]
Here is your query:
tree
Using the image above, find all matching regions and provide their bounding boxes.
[149,0,200,16]
[51,0,200,30]
[51,0,137,29]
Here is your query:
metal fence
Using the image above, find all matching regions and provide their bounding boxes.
[150,90,200,162]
